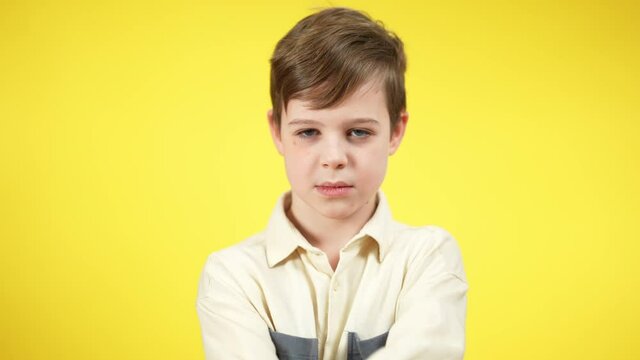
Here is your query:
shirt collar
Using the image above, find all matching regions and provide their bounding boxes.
[265,189,394,268]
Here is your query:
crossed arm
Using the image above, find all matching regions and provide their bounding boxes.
[196,254,279,359]
[196,235,468,360]
[368,275,467,359]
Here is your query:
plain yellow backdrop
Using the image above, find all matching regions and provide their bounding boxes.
[1,0,638,359]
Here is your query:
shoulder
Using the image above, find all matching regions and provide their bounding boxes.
[389,223,467,282]
[390,223,461,256]
[211,231,268,264]
[197,232,269,296]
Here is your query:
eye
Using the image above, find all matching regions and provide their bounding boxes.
[349,128,372,138]
[296,129,319,138]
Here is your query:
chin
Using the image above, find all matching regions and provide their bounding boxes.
[315,201,359,220]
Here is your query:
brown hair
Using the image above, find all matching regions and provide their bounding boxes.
[269,7,407,131]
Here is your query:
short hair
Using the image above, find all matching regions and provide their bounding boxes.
[269,7,407,131]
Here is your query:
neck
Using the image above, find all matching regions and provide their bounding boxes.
[285,192,378,253]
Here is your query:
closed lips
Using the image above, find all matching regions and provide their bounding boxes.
[317,181,351,187]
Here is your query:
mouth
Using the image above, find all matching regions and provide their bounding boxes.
[317,181,352,187]
[315,182,354,197]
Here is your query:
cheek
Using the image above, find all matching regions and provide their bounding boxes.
[357,146,389,178]
[284,149,314,181]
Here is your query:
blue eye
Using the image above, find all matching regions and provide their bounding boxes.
[349,129,372,138]
[297,129,319,138]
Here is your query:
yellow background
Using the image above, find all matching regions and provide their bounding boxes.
[1,0,638,359]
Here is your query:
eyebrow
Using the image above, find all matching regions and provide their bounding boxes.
[287,118,380,126]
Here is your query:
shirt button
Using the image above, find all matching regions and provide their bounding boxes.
[332,282,339,292]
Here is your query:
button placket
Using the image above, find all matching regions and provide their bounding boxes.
[307,249,333,277]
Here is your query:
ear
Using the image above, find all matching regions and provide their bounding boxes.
[267,109,284,156]
[388,110,408,155]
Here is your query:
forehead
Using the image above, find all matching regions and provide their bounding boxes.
[283,80,389,126]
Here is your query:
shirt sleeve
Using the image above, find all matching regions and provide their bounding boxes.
[367,227,469,360]
[196,253,279,360]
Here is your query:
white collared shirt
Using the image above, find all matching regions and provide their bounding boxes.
[196,190,468,359]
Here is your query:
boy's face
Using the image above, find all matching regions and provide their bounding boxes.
[268,79,408,221]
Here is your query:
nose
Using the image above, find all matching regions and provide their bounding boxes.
[321,138,348,170]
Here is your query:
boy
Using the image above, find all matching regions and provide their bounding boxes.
[196,7,468,360]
